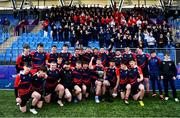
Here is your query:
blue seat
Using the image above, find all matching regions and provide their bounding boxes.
[0,54,5,61]
[6,48,11,54]
[12,49,19,55]
[157,53,164,60]
[5,54,12,62]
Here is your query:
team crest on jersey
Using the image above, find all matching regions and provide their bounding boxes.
[134,68,137,72]
[163,62,165,64]
[169,63,172,66]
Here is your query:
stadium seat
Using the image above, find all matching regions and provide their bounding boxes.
[5,48,11,54]
[157,53,164,60]
[0,54,5,62]
[5,54,12,62]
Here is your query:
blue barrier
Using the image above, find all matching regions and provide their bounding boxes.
[0,65,180,90]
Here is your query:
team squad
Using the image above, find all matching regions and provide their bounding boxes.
[14,43,179,114]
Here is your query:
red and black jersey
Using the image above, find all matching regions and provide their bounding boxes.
[92,54,99,65]
[128,66,142,85]
[14,72,32,97]
[99,52,108,67]
[60,69,74,88]
[116,68,129,85]
[71,55,80,67]
[136,53,150,69]
[16,54,32,72]
[46,52,58,63]
[59,52,72,64]
[108,52,115,59]
[82,68,92,85]
[105,67,117,83]
[73,68,82,85]
[82,52,93,63]
[122,52,136,67]
[31,51,47,69]
[57,63,64,71]
[31,74,45,92]
[91,65,105,80]
[114,56,123,68]
[45,69,60,88]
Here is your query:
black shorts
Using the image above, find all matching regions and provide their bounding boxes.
[109,81,116,89]
[20,92,32,107]
[83,84,91,93]
[142,68,149,78]
[44,86,56,96]
[64,85,74,92]
[118,84,127,92]
[131,82,140,95]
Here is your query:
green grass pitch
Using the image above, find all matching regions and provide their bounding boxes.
[0,90,180,117]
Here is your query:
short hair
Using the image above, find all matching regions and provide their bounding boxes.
[39,66,47,72]
[52,45,57,48]
[24,63,31,68]
[164,52,170,56]
[150,49,156,54]
[97,58,101,61]
[83,61,89,65]
[129,60,135,63]
[37,43,44,47]
[109,59,115,62]
[50,61,57,64]
[76,61,82,64]
[64,61,71,65]
[23,44,30,49]
[63,44,69,47]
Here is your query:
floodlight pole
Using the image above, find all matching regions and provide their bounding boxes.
[20,0,26,10]
[160,0,165,10]
[118,0,124,12]
[11,0,16,10]
[59,0,64,6]
[69,0,74,6]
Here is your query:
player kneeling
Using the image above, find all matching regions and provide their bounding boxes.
[102,59,116,102]
[60,62,74,103]
[72,61,83,103]
[14,64,33,113]
[82,61,92,99]
[30,66,47,114]
[129,60,145,107]
[89,57,105,103]
[116,63,131,105]
[44,61,64,106]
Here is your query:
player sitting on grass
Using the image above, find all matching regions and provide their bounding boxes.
[72,61,83,103]
[30,66,48,114]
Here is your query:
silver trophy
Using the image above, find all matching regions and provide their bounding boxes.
[97,71,104,81]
